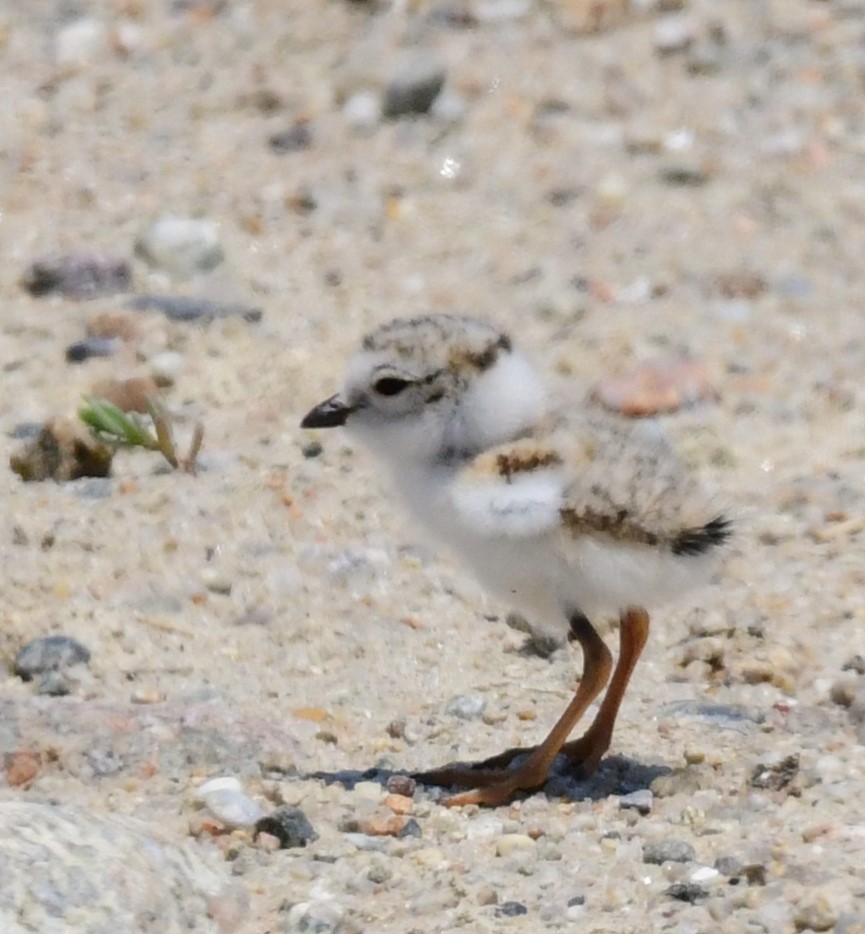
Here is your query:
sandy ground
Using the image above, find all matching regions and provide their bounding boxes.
[2,0,865,931]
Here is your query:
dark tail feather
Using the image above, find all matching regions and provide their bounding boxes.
[671,515,732,557]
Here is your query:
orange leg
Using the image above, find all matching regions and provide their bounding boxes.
[414,612,613,807]
[446,607,651,782]
[558,607,650,776]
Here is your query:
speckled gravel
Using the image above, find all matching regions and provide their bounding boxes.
[3,0,865,931]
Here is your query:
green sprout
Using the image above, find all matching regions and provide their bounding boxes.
[79,397,204,474]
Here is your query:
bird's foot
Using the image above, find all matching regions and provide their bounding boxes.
[413,733,609,807]
[414,759,546,807]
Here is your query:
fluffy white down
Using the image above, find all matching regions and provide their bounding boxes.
[347,347,718,639]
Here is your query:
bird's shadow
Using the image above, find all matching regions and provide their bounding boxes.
[303,754,670,804]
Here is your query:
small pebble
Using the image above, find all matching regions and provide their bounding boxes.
[197,777,264,829]
[496,834,536,858]
[713,270,767,300]
[496,901,528,917]
[642,839,696,865]
[619,789,653,815]
[269,122,313,153]
[284,901,343,932]
[591,358,715,417]
[5,751,42,788]
[384,794,413,815]
[659,163,711,187]
[690,866,720,883]
[654,15,694,54]
[367,862,392,884]
[201,567,233,596]
[382,56,446,118]
[665,882,708,903]
[127,295,262,323]
[343,91,381,130]
[795,895,838,932]
[65,337,121,363]
[87,311,140,342]
[743,864,768,886]
[444,693,486,720]
[476,885,498,906]
[385,774,416,798]
[255,805,317,849]
[302,441,323,459]
[354,812,412,838]
[842,654,865,675]
[149,351,185,387]
[135,216,224,279]
[36,670,72,696]
[15,635,91,681]
[714,855,743,877]
[22,251,131,300]
[131,687,165,705]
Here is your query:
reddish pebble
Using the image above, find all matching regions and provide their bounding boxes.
[384,793,413,815]
[87,311,140,341]
[592,358,716,417]
[357,812,410,837]
[189,814,227,838]
[6,751,41,788]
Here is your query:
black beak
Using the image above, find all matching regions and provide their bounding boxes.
[300,394,353,429]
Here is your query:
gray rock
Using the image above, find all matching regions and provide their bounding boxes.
[37,670,72,696]
[385,774,417,797]
[283,900,344,933]
[382,56,446,118]
[255,806,318,849]
[665,882,708,903]
[659,163,711,187]
[127,294,262,322]
[269,122,313,153]
[65,336,121,363]
[444,692,486,720]
[14,635,91,682]
[619,789,654,815]
[714,855,743,877]
[22,252,132,299]
[0,802,246,931]
[642,839,696,865]
[135,216,224,278]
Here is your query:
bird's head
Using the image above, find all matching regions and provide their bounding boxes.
[301,314,546,467]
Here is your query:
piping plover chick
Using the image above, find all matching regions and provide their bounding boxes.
[301,314,730,807]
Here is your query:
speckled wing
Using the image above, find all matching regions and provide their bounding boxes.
[448,412,729,555]
[553,412,729,555]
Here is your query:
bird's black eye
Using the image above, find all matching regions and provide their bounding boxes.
[373,377,411,397]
